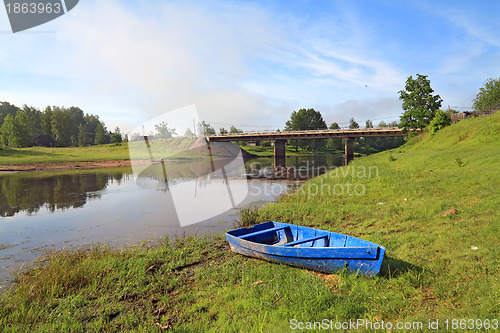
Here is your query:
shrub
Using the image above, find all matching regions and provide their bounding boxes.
[429,110,452,136]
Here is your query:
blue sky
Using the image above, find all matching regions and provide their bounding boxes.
[1,0,500,132]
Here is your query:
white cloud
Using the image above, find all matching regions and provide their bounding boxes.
[7,0,499,131]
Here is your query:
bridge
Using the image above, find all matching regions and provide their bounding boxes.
[207,128,409,166]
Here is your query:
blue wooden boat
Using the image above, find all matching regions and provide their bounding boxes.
[225,221,386,276]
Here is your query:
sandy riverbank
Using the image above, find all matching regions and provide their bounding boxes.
[0,160,132,173]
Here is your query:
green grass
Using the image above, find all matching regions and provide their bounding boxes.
[1,113,499,332]
[0,137,233,166]
[0,143,131,165]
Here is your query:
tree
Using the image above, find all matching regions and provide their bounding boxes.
[78,124,88,147]
[428,110,451,136]
[0,101,19,126]
[0,112,31,147]
[219,127,227,135]
[21,105,42,139]
[284,108,327,150]
[472,77,500,111]
[41,106,53,137]
[399,74,442,131]
[365,119,373,128]
[326,122,342,151]
[0,114,15,146]
[51,107,73,147]
[154,121,176,138]
[111,127,123,144]
[67,107,84,146]
[183,128,195,137]
[95,122,108,145]
[377,120,388,128]
[348,117,359,129]
[329,122,340,130]
[229,125,243,134]
[197,121,215,136]
[83,114,100,145]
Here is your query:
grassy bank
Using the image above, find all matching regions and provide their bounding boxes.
[1,113,499,332]
[0,143,131,165]
[0,137,242,166]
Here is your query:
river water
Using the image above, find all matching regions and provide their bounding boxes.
[0,154,343,293]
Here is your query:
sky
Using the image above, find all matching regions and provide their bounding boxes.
[1,0,500,133]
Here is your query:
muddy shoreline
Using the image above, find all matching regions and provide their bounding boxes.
[0,160,132,173]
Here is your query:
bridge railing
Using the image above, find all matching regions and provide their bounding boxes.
[211,127,401,136]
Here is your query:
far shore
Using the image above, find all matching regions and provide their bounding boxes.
[0,159,132,174]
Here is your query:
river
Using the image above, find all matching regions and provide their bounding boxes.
[0,153,343,293]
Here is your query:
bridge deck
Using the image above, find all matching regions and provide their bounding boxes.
[207,128,407,141]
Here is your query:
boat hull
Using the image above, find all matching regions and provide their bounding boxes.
[225,222,385,276]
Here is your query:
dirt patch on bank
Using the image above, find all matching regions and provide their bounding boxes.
[0,160,132,173]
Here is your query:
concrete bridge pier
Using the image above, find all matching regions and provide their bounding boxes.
[274,139,286,168]
[344,137,355,165]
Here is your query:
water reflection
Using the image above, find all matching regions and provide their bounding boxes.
[0,154,343,292]
[0,166,298,293]
[0,170,129,217]
[246,154,344,180]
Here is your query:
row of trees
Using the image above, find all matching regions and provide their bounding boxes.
[0,102,123,148]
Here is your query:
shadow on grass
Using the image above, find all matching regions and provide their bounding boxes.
[378,256,423,278]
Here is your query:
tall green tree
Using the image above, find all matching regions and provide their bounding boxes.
[51,107,73,147]
[21,105,42,139]
[78,124,88,147]
[399,74,442,131]
[0,112,31,147]
[472,77,500,111]
[111,127,123,144]
[95,122,108,145]
[41,106,53,137]
[14,111,32,147]
[83,114,100,144]
[0,114,15,146]
[284,108,327,151]
[0,101,19,126]
[67,107,85,146]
